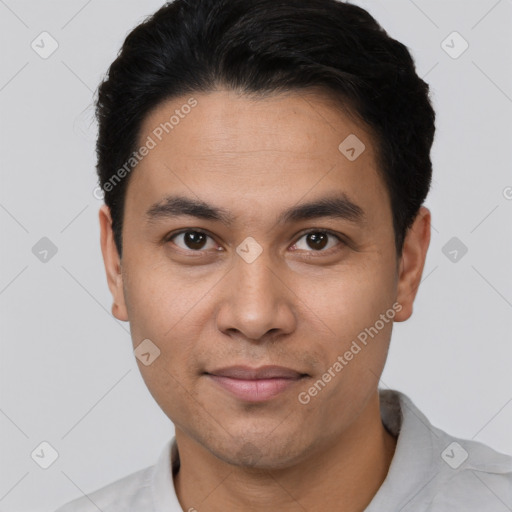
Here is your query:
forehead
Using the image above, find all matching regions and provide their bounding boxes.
[139,89,374,158]
[127,89,387,219]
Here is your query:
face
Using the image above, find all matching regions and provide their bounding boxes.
[100,89,429,469]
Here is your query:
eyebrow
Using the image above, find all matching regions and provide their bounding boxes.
[146,194,365,226]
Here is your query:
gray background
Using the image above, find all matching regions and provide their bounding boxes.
[1,1,511,511]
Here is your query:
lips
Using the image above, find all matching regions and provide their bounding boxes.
[207,365,306,380]
[205,365,308,402]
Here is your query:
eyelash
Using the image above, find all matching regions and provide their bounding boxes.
[165,228,346,256]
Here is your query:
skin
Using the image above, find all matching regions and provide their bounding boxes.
[99,89,430,511]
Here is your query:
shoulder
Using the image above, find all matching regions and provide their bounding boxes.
[54,465,154,512]
[377,390,512,511]
[429,437,512,510]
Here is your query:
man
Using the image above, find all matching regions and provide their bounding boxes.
[56,0,512,510]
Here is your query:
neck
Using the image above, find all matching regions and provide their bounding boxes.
[174,391,396,512]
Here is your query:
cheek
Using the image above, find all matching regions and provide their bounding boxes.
[295,270,397,413]
[295,259,397,387]
[123,260,220,408]
[124,265,208,405]
[300,258,397,334]
[123,257,217,344]
[135,351,202,428]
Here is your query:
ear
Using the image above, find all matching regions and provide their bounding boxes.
[99,205,129,321]
[394,206,431,322]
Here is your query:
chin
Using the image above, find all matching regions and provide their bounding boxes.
[205,429,310,470]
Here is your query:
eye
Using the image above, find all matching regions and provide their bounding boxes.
[291,230,343,253]
[167,230,219,252]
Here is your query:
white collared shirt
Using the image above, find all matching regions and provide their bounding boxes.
[55,389,512,511]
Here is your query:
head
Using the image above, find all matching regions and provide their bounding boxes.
[98,0,434,468]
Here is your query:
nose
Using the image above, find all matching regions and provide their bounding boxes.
[215,248,297,342]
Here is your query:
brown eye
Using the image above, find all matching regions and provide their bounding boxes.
[169,230,217,251]
[305,232,328,250]
[292,231,342,253]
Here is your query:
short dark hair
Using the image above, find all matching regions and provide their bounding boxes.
[96,0,435,257]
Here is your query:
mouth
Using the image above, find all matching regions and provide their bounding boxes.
[204,365,309,403]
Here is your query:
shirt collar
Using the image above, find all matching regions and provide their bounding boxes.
[366,389,443,510]
[150,436,183,511]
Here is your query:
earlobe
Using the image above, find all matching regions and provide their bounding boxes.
[394,206,431,322]
[99,205,129,322]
